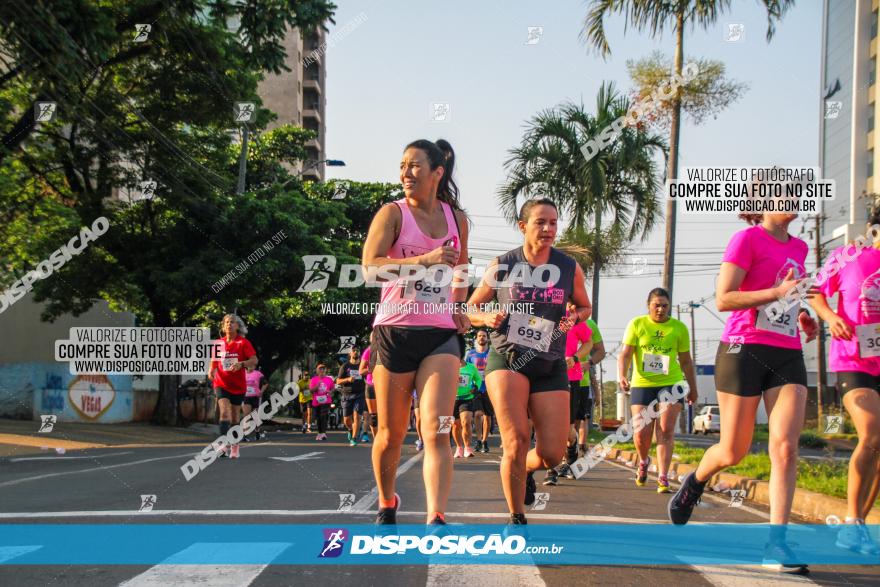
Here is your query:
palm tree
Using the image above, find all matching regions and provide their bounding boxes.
[581,0,795,299]
[497,83,666,321]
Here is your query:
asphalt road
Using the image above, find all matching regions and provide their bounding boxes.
[0,428,876,586]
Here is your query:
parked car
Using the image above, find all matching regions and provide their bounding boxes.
[693,405,720,434]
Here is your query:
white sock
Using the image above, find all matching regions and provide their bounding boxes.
[845,517,864,525]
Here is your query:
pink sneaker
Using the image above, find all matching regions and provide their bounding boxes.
[454,447,463,458]
[464,447,474,458]
[230,444,240,459]
[315,434,323,441]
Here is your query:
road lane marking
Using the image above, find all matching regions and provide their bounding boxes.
[269,451,323,462]
[117,542,290,587]
[427,563,544,586]
[0,434,107,450]
[8,451,134,462]
[0,546,42,564]
[351,451,423,512]
[0,453,195,489]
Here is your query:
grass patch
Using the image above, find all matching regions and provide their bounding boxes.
[587,431,850,500]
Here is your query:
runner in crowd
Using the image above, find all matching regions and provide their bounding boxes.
[453,357,483,458]
[309,364,335,441]
[208,314,257,459]
[809,212,880,556]
[242,363,268,441]
[362,138,470,525]
[618,288,697,492]
[465,329,493,452]
[297,370,312,432]
[338,346,367,446]
[578,318,606,456]
[467,198,591,524]
[545,317,592,486]
[667,211,818,574]
[360,332,378,441]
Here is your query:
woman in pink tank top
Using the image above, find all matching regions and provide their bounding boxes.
[362,139,470,526]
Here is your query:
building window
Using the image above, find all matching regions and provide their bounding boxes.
[869,155,874,179]
[873,10,879,40]
[871,109,875,132]
[872,58,877,86]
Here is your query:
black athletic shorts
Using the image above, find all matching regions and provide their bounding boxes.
[715,342,807,397]
[630,385,685,407]
[365,383,376,401]
[569,380,591,422]
[484,348,569,393]
[453,397,474,419]
[473,392,494,416]
[341,393,367,417]
[215,388,244,406]
[372,326,464,374]
[836,371,880,395]
[243,396,260,409]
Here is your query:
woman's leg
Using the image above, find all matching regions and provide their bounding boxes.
[763,384,808,525]
[416,354,460,519]
[694,391,761,483]
[367,397,378,437]
[316,405,328,434]
[461,410,474,450]
[372,365,416,506]
[842,388,880,520]
[487,370,532,514]
[452,418,463,449]
[527,390,570,472]
[655,402,682,477]
[631,404,655,464]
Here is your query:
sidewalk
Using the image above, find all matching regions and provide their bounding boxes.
[0,418,216,456]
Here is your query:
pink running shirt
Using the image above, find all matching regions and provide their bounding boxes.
[565,321,593,381]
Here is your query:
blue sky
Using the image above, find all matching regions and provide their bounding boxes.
[323,0,823,371]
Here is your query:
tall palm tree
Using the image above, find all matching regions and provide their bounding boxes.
[581,0,795,299]
[498,83,666,321]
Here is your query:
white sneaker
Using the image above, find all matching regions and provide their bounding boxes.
[464,447,474,458]
[454,447,463,458]
[230,444,240,459]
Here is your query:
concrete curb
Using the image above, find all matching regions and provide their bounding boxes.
[607,447,880,524]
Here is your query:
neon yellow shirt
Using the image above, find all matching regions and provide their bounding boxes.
[623,316,690,387]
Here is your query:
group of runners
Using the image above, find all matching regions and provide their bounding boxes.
[204,137,880,574]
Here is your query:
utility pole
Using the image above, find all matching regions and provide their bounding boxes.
[236,124,249,195]
[680,301,699,434]
[812,214,828,429]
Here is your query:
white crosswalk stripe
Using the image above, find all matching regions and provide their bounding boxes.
[117,542,290,587]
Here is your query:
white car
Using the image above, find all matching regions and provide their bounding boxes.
[693,405,720,434]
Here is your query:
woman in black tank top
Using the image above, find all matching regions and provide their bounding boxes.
[466,199,591,524]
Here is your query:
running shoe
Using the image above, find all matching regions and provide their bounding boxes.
[415,439,424,452]
[657,475,671,494]
[428,513,447,525]
[464,447,474,458]
[762,541,809,574]
[361,433,371,443]
[474,440,483,452]
[636,459,649,486]
[509,513,527,525]
[543,469,558,486]
[349,439,358,447]
[667,472,704,525]
[301,424,307,434]
[481,439,490,453]
[230,444,240,459]
[346,430,353,443]
[524,471,536,506]
[558,463,576,480]
[454,447,463,458]
[213,442,228,458]
[836,523,880,555]
[376,493,401,525]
